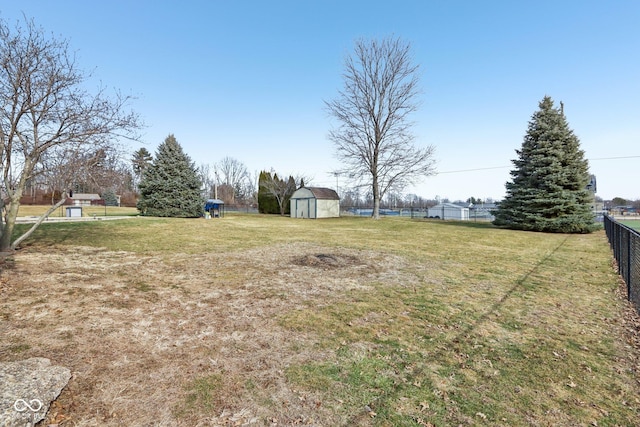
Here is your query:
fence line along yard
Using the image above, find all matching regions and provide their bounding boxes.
[604,215,640,313]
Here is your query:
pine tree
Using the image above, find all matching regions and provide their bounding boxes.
[132,147,153,190]
[492,97,596,233]
[137,134,203,217]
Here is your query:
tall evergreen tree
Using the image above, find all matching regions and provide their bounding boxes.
[258,171,278,214]
[137,134,203,217]
[493,97,596,233]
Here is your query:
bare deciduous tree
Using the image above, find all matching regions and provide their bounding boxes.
[215,157,249,187]
[261,173,297,216]
[258,170,310,215]
[214,156,250,204]
[0,17,140,251]
[39,145,125,201]
[198,162,216,198]
[326,36,436,219]
[215,156,262,205]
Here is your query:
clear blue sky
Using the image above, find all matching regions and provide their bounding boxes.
[2,1,639,201]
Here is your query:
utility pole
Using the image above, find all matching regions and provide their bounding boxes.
[214,171,220,200]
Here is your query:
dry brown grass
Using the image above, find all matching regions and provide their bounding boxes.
[1,240,411,426]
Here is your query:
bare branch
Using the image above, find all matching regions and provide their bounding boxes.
[10,193,67,250]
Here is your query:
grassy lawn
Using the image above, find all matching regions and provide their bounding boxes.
[1,214,639,426]
[619,219,640,231]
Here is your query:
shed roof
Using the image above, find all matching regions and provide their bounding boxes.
[205,199,225,204]
[300,187,340,200]
[71,193,101,200]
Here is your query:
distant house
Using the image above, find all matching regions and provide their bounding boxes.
[69,193,103,206]
[290,187,340,219]
[427,203,469,220]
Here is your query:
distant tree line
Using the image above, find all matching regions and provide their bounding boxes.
[608,197,640,210]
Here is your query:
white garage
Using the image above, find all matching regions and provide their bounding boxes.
[290,187,340,219]
[427,203,470,220]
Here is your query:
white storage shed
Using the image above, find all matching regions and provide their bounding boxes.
[427,203,470,220]
[290,187,340,219]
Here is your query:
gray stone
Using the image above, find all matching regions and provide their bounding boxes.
[0,358,71,427]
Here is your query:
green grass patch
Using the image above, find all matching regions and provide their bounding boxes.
[178,374,224,415]
[619,219,640,231]
[5,343,30,354]
[133,281,154,292]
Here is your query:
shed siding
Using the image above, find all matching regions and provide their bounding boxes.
[317,199,339,218]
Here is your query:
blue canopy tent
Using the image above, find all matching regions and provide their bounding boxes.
[204,199,225,218]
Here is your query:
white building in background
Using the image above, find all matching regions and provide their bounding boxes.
[427,203,470,220]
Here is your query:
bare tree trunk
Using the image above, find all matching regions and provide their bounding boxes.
[372,174,380,219]
[9,196,68,250]
[0,197,19,252]
[279,198,286,216]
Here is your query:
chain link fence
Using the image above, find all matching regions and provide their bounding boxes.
[604,215,640,313]
[340,206,494,221]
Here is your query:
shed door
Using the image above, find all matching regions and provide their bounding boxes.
[296,198,310,218]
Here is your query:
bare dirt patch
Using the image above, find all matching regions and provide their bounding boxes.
[291,253,363,269]
[0,242,415,426]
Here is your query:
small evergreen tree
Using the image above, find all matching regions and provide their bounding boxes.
[493,97,596,233]
[137,134,203,217]
[101,188,119,206]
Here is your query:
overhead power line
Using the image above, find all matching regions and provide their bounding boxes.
[589,155,640,161]
[436,155,640,175]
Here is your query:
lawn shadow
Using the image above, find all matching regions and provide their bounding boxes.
[419,219,497,230]
[12,222,87,249]
[345,235,571,425]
